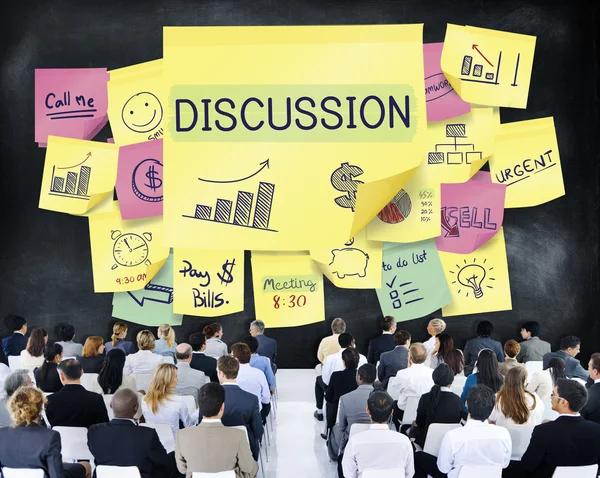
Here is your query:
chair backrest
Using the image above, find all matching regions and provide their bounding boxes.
[192,472,236,478]
[52,426,93,461]
[552,464,599,478]
[525,361,544,376]
[1,469,45,478]
[457,465,503,477]
[363,469,405,478]
[181,395,197,416]
[7,356,23,370]
[423,423,462,456]
[131,373,153,392]
[542,397,559,421]
[103,394,115,420]
[140,422,175,454]
[96,465,142,478]
[80,373,99,392]
[349,423,371,438]
[161,356,175,364]
[401,396,420,425]
[450,375,468,396]
[507,425,535,461]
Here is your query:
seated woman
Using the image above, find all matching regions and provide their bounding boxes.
[105,322,134,355]
[77,336,105,374]
[95,349,142,419]
[34,343,64,393]
[0,386,90,478]
[526,357,566,400]
[123,330,163,375]
[489,366,544,428]
[430,333,465,376]
[142,363,196,437]
[412,364,465,447]
[20,327,47,372]
[203,323,228,359]
[154,323,177,360]
[461,348,503,411]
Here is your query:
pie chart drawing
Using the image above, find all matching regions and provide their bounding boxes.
[377,190,412,224]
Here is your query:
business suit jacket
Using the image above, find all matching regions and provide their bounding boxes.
[46,384,109,428]
[34,362,64,393]
[414,389,465,447]
[77,354,105,374]
[175,362,208,405]
[517,337,551,362]
[88,419,173,478]
[255,334,277,365]
[191,352,218,383]
[104,339,134,355]
[520,415,600,478]
[337,384,374,451]
[581,382,600,424]
[325,367,359,429]
[0,423,66,478]
[542,350,589,380]
[2,332,28,357]
[176,421,258,478]
[463,336,505,375]
[367,333,395,365]
[378,346,409,389]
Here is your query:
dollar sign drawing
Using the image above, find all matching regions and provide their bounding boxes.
[330,162,365,212]
[217,259,236,286]
[144,164,163,191]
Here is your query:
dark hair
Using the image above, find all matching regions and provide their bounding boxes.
[198,382,225,417]
[426,364,455,428]
[477,321,494,337]
[7,314,27,332]
[189,332,206,351]
[556,378,588,412]
[338,333,354,348]
[560,336,581,351]
[241,336,259,354]
[382,316,396,332]
[342,348,360,369]
[217,355,239,379]
[98,349,126,394]
[26,328,47,357]
[394,330,411,346]
[367,390,394,423]
[521,321,540,337]
[476,349,503,393]
[57,359,83,380]
[231,343,252,364]
[357,364,376,384]
[203,323,222,338]
[546,357,567,386]
[437,334,464,375]
[39,343,63,380]
[58,324,75,342]
[466,384,496,420]
[590,353,600,375]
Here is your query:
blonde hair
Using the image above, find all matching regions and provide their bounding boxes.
[8,386,45,426]
[136,330,156,351]
[112,322,128,346]
[429,318,446,335]
[144,363,177,414]
[82,336,104,357]
[159,324,175,348]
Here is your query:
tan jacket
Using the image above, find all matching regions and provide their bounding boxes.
[498,357,526,377]
[317,334,341,363]
[175,421,258,478]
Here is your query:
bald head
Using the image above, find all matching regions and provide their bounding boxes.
[175,343,193,363]
[111,389,139,419]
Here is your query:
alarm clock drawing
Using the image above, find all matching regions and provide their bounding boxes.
[110,230,153,270]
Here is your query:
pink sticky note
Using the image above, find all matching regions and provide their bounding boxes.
[436,172,506,254]
[115,139,163,220]
[424,43,471,122]
[35,68,109,145]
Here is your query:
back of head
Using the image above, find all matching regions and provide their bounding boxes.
[477,320,494,337]
[367,390,394,423]
[394,330,411,346]
[426,364,456,427]
[4,370,31,398]
[476,349,502,393]
[547,357,567,386]
[409,343,427,364]
[111,388,139,419]
[250,320,265,334]
[145,363,177,413]
[357,364,376,385]
[521,321,540,337]
[466,384,496,420]
[437,333,464,374]
[331,318,346,335]
[342,348,360,369]
[159,324,176,347]
[497,367,531,424]
[189,332,206,352]
[231,343,252,364]
[590,353,600,377]
[203,323,222,338]
[98,349,126,394]
[556,378,588,413]
[40,343,63,379]
[428,318,446,335]
[82,336,103,358]
[338,332,354,348]
[7,314,27,332]
[8,386,44,426]
[218,355,239,380]
[112,322,128,346]
[241,335,259,354]
[504,339,520,359]
[175,343,192,361]
[560,335,581,351]
[26,328,47,357]
[382,316,396,332]
[136,330,156,351]
[58,324,75,342]
[58,359,83,381]
[198,382,225,418]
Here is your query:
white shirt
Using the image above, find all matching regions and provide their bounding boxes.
[322,349,368,386]
[123,350,163,375]
[342,424,414,478]
[236,363,270,409]
[489,392,545,428]
[437,420,511,478]
[423,336,437,367]
[142,394,196,437]
[204,338,228,359]
[387,363,434,408]
[19,349,44,372]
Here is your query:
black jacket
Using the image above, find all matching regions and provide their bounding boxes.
[414,389,465,447]
[581,383,600,425]
[367,333,395,365]
[77,355,105,374]
[378,346,409,389]
[190,352,218,383]
[325,367,358,429]
[34,362,64,393]
[2,332,28,357]
[46,384,109,428]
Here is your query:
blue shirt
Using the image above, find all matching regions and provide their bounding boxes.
[460,373,504,412]
[250,354,275,390]
[154,338,177,359]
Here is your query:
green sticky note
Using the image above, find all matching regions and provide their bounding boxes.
[112,253,183,326]
[375,239,451,322]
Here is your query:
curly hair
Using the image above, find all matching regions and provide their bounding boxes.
[8,386,46,426]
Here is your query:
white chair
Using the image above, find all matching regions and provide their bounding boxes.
[542,397,559,421]
[192,472,235,478]
[363,469,404,478]
[181,395,197,416]
[401,396,420,425]
[349,423,370,438]
[552,464,598,477]
[507,425,535,461]
[457,465,502,477]
[1,469,45,478]
[103,394,115,420]
[80,373,99,392]
[423,423,462,457]
[161,356,175,364]
[140,423,175,454]
[52,426,93,461]
[131,373,153,392]
[8,356,23,370]
[451,376,467,397]
[525,361,544,376]
[96,465,142,478]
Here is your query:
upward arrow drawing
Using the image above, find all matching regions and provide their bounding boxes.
[472,44,494,67]
[198,159,270,184]
[127,282,174,307]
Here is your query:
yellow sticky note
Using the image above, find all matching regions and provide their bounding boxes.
[163,25,427,250]
[310,229,382,289]
[251,251,324,328]
[39,136,119,215]
[441,25,536,109]
[88,204,169,292]
[173,249,244,317]
[440,227,511,317]
[490,117,564,208]
[107,59,165,146]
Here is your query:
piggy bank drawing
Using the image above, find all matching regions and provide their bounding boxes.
[329,247,369,279]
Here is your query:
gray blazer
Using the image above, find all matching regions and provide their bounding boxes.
[517,337,551,362]
[336,384,374,452]
[175,362,208,405]
[378,346,409,389]
[543,349,589,380]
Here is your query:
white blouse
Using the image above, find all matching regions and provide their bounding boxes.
[489,392,545,428]
[20,350,44,372]
[141,394,197,437]
[123,350,163,375]
[204,338,228,359]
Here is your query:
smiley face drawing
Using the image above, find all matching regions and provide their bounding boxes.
[121,92,163,133]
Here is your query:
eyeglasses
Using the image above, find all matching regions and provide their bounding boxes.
[550,393,565,401]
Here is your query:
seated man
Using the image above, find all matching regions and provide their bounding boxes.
[367,315,396,365]
[232,342,271,422]
[189,332,218,383]
[242,335,276,395]
[322,333,367,387]
[378,330,410,389]
[46,359,109,427]
[414,385,511,478]
[498,339,526,376]
[325,348,361,433]
[517,321,551,362]
[88,389,175,478]
[175,343,208,406]
[1,314,27,357]
[314,318,346,421]
[249,319,277,370]
[463,321,504,375]
[342,390,414,478]
[176,382,258,478]
[581,353,600,423]
[542,335,589,380]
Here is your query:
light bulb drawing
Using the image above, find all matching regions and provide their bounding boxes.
[448,258,495,299]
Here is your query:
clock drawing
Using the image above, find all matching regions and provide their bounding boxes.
[110,230,153,270]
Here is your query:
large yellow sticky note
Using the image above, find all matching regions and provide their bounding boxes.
[88,204,169,292]
[490,117,564,208]
[163,26,427,250]
[310,229,382,289]
[38,136,118,215]
[251,252,324,328]
[441,25,536,109]
[173,249,244,317]
[107,59,165,146]
[440,227,511,317]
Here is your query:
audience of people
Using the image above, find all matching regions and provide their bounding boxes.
[315,318,346,421]
[366,315,396,365]
[461,348,504,410]
[378,330,410,389]
[203,322,228,359]
[34,342,64,393]
[430,333,464,375]
[77,335,105,374]
[123,329,164,374]
[517,321,551,362]
[543,335,589,380]
[463,320,505,375]
[498,339,526,376]
[105,321,134,355]
[250,319,278,369]
[154,323,178,359]
[189,331,218,382]
[20,327,47,371]
[175,343,208,405]
[423,318,446,367]
[56,324,83,358]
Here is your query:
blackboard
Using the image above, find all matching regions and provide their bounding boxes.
[1,0,598,368]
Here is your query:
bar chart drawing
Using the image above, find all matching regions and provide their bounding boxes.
[49,164,92,200]
[427,124,483,166]
[183,181,277,232]
[460,51,502,85]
